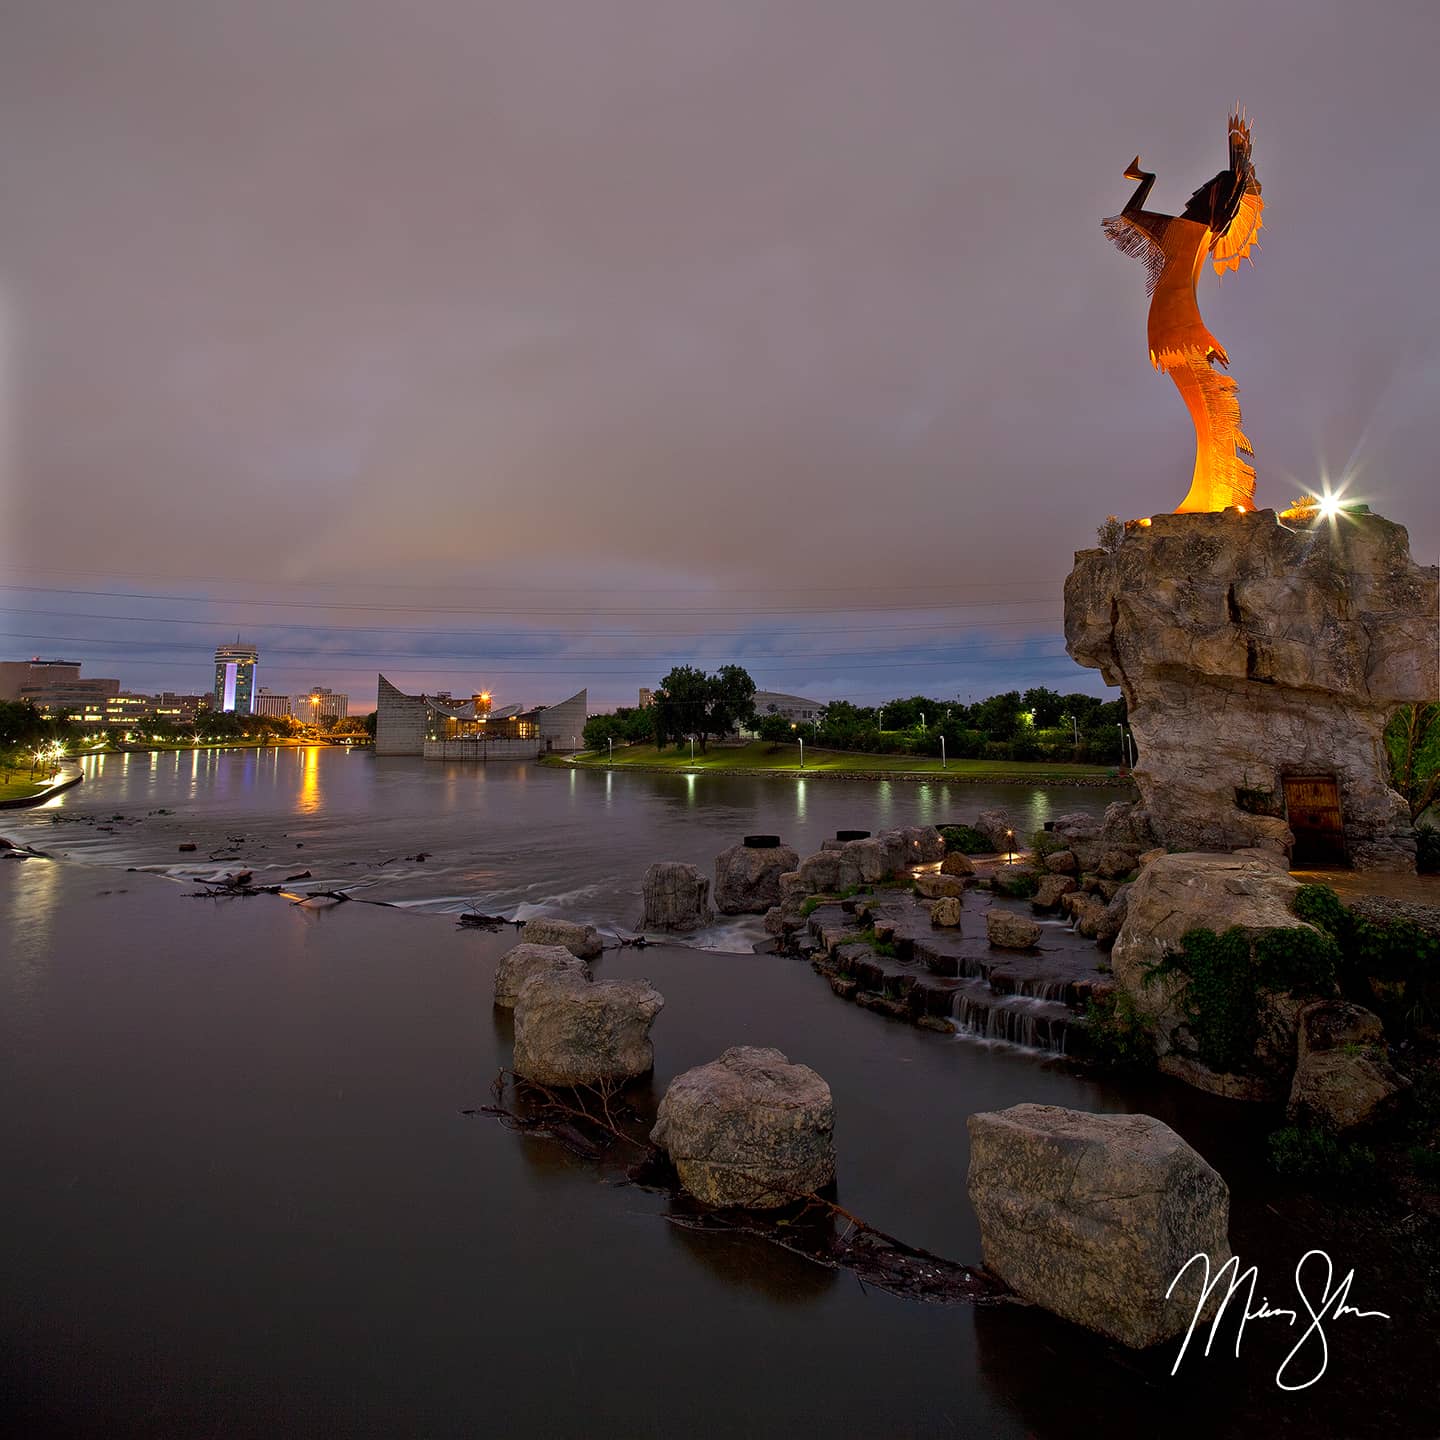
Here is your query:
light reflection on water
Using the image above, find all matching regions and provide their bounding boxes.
[4,749,1130,931]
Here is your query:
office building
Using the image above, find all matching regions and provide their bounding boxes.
[253,689,294,719]
[214,642,259,716]
[295,687,349,723]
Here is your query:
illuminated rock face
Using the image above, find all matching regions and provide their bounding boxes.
[1065,509,1438,870]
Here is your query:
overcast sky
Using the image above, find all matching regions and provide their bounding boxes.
[2,0,1436,711]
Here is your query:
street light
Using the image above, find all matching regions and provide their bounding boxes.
[607,736,613,760]
[941,735,946,769]
[1116,723,1126,766]
[799,736,805,770]
[689,735,695,762]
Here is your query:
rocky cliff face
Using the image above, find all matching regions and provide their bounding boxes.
[1065,508,1437,870]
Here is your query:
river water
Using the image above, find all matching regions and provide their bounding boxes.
[1,751,1430,1437]
[7,747,1132,945]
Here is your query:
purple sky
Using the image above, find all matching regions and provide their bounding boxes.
[3,0,1437,712]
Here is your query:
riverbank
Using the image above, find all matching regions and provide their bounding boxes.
[0,761,83,808]
[547,742,1127,787]
[1,854,1432,1438]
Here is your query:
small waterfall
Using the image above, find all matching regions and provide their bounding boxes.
[949,984,1071,1053]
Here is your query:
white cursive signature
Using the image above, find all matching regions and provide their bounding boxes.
[1167,1249,1391,1391]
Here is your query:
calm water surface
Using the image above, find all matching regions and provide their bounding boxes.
[8,748,1131,942]
[1,754,1428,1437]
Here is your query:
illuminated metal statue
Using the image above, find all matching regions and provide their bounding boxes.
[1104,109,1265,512]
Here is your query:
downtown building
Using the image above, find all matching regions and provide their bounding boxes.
[374,674,586,759]
[213,642,259,716]
[1,657,205,728]
[253,686,351,722]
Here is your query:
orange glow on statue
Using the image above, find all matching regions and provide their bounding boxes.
[1104,109,1265,512]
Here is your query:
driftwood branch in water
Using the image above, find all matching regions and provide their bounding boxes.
[464,1068,647,1160]
[467,1069,1012,1307]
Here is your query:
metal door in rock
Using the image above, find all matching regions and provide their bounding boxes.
[1283,775,1346,865]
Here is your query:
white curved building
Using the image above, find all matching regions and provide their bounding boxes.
[374,675,587,759]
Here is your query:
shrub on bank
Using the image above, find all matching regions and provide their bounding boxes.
[1267,1125,1377,1187]
[939,825,990,856]
[1145,924,1339,1075]
[1417,822,1439,874]
[989,869,1039,900]
[1080,991,1155,1071]
[1292,883,1440,1035]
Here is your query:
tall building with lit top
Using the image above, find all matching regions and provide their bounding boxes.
[213,642,258,716]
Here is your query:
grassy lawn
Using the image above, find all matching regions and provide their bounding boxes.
[0,769,67,802]
[551,742,1116,781]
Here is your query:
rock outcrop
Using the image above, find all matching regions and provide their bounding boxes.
[1286,1000,1408,1131]
[975,811,1016,854]
[493,943,589,1009]
[986,909,1041,950]
[650,1046,835,1208]
[521,917,604,960]
[1032,874,1077,911]
[914,872,966,901]
[641,862,714,931]
[967,1104,1231,1348]
[791,826,944,895]
[714,840,800,914]
[1065,508,1438,870]
[512,973,663,1086]
[1110,851,1324,1097]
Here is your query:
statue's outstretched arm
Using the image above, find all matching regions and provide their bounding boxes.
[1121,157,1156,215]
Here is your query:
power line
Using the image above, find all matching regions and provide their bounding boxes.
[2,565,1067,596]
[0,583,1062,618]
[0,605,1060,636]
[0,631,1073,670]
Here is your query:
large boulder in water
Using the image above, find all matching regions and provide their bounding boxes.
[493,943,589,1009]
[512,973,664,1087]
[967,1104,1231,1349]
[521,916,604,960]
[641,862,714,931]
[650,1046,835,1208]
[714,841,799,915]
[986,909,1041,950]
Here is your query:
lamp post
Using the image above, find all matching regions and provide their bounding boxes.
[1005,828,1015,864]
[799,736,805,770]
[878,709,884,731]
[689,735,695,763]
[941,735,946,769]
[607,736,613,760]
[920,712,926,729]
[1117,723,1126,766]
